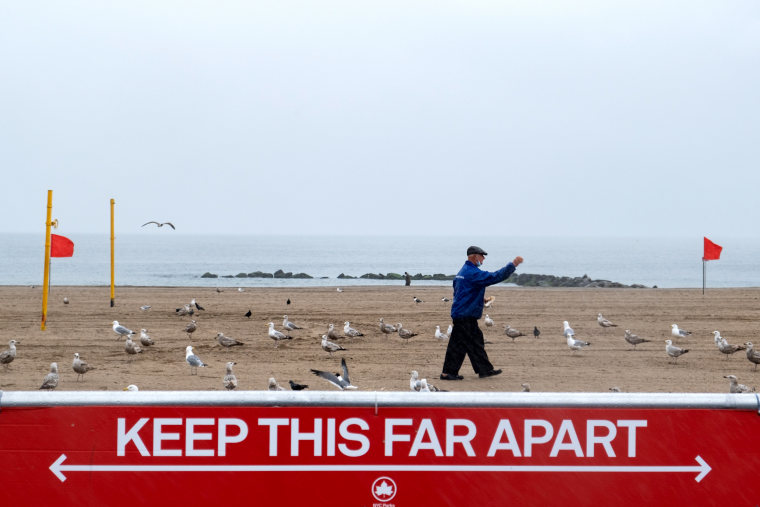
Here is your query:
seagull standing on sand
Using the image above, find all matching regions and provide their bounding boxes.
[283,315,302,330]
[379,318,396,336]
[268,322,293,347]
[504,324,525,342]
[39,362,59,390]
[217,332,244,348]
[397,323,418,341]
[446,324,453,338]
[715,331,746,359]
[344,321,364,337]
[311,357,357,390]
[745,342,760,370]
[321,335,347,356]
[563,321,576,338]
[410,370,422,391]
[223,362,238,390]
[139,329,154,346]
[327,323,341,341]
[112,320,135,340]
[184,320,197,339]
[185,345,207,375]
[521,383,531,392]
[413,296,423,303]
[567,334,591,353]
[268,377,285,391]
[724,374,753,393]
[624,329,651,350]
[140,305,151,311]
[142,221,175,229]
[124,337,142,357]
[0,340,18,368]
[435,325,449,341]
[72,353,94,381]
[671,324,692,338]
[597,313,618,328]
[484,314,494,328]
[665,339,689,363]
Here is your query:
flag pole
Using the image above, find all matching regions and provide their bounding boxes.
[110,198,115,307]
[41,190,53,330]
[702,258,705,295]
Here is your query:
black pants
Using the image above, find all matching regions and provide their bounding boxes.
[442,317,494,375]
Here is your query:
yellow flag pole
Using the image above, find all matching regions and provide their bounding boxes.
[41,190,53,330]
[110,198,115,307]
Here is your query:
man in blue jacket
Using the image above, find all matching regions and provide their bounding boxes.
[440,246,524,380]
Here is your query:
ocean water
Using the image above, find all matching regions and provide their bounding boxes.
[1,233,758,289]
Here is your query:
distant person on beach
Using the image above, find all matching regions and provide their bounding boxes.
[404,272,411,286]
[440,245,523,380]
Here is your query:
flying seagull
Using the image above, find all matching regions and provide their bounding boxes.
[142,221,175,229]
[223,362,238,390]
[311,357,357,390]
[39,362,59,390]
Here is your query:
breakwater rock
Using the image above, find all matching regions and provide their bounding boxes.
[506,273,648,288]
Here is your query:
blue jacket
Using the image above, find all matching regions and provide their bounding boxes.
[450,260,516,319]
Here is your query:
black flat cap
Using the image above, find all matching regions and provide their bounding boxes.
[467,246,488,256]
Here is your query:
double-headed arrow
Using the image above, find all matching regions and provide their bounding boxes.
[50,454,711,482]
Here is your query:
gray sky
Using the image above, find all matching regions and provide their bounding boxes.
[1,1,758,237]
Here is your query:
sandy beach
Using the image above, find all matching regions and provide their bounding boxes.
[1,285,759,393]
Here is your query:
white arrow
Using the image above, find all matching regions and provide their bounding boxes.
[50,454,711,483]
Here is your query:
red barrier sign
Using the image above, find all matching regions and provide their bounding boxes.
[1,403,759,505]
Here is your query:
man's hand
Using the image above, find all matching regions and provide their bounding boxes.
[513,256,524,266]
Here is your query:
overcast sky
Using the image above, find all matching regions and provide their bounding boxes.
[1,1,758,237]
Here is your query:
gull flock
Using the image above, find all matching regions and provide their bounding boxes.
[9,291,759,395]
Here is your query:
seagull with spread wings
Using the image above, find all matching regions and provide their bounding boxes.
[142,221,175,229]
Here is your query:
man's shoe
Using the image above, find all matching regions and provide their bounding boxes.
[479,369,503,378]
[440,373,464,381]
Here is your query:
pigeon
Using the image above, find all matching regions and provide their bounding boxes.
[327,323,341,341]
[139,329,154,346]
[123,384,139,391]
[321,335,347,356]
[397,323,418,340]
[286,298,291,305]
[745,342,760,370]
[413,296,423,303]
[504,324,525,342]
[268,322,293,347]
[124,337,143,357]
[597,313,617,328]
[184,320,197,339]
[217,332,244,347]
[142,221,175,229]
[624,329,651,350]
[191,298,205,311]
[562,321,575,337]
[244,309,252,319]
[379,318,397,336]
[434,325,449,341]
[0,340,18,368]
[533,326,540,339]
[521,383,531,392]
[223,362,238,390]
[665,339,689,363]
[343,321,364,337]
[566,334,591,353]
[283,315,302,330]
[671,324,692,338]
[268,377,285,391]
[311,357,357,390]
[112,320,135,340]
[72,352,94,381]
[39,362,59,390]
[185,345,207,375]
[484,314,494,328]
[289,380,309,391]
[724,374,753,393]
[715,331,746,359]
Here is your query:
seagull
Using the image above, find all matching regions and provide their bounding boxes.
[283,315,302,330]
[715,331,745,359]
[397,323,418,341]
[413,296,423,303]
[327,323,341,341]
[238,287,245,292]
[410,370,422,391]
[379,318,396,336]
[139,305,151,311]
[185,345,207,375]
[142,221,175,229]
[533,326,540,339]
[435,325,449,341]
[336,287,344,293]
[289,380,309,391]
[724,374,754,393]
[176,304,194,316]
[124,337,143,357]
[191,298,205,311]
[563,321,576,338]
[112,320,135,340]
[268,377,285,391]
[139,329,154,346]
[446,324,453,338]
[671,324,692,338]
[484,314,494,328]
[567,334,591,353]
[597,313,618,328]
[72,352,94,381]
[217,332,244,347]
[268,322,293,347]
[311,357,357,390]
[665,339,689,363]
[216,287,224,293]
[223,362,238,390]
[39,362,59,390]
[441,297,451,303]
[184,320,197,339]
[521,383,531,392]
[624,329,651,350]
[0,340,18,368]
[504,324,525,342]
[244,309,252,318]
[745,342,760,370]
[123,384,139,391]
[63,297,69,304]
[344,321,364,337]
[609,387,622,393]
[484,296,495,308]
[321,335,347,356]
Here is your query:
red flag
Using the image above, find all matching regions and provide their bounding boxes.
[50,234,74,258]
[703,237,722,261]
